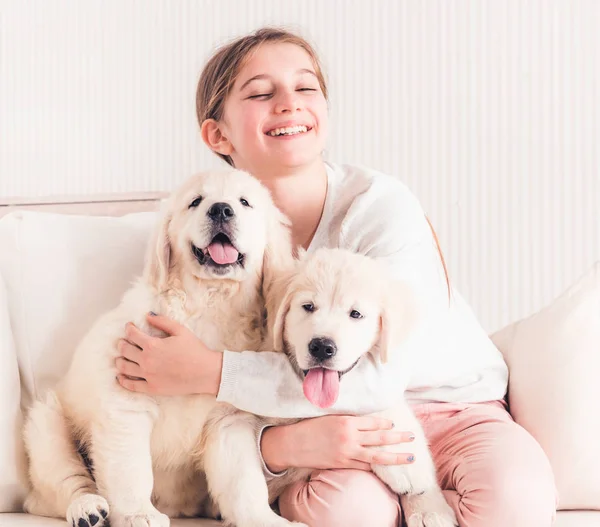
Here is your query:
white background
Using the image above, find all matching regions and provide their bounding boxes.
[1,0,599,332]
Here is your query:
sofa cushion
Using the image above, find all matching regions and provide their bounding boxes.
[0,514,222,526]
[0,210,156,410]
[0,270,27,512]
[554,511,600,527]
[1,511,597,527]
[0,210,156,512]
[491,261,600,510]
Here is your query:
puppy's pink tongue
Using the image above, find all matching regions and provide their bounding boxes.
[207,242,239,265]
[303,368,340,408]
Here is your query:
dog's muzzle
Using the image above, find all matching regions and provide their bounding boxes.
[191,230,245,272]
[207,202,235,223]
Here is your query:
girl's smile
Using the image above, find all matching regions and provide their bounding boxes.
[217,42,328,175]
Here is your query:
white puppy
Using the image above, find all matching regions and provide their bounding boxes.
[23,169,297,527]
[253,248,458,527]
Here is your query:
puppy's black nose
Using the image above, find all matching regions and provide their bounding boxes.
[308,337,337,361]
[208,202,234,222]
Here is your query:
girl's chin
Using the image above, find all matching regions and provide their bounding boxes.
[264,146,323,168]
[270,155,321,171]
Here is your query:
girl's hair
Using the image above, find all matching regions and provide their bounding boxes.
[196,27,328,166]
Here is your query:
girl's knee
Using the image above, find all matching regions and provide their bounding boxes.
[494,435,558,525]
[460,421,558,527]
[278,469,400,527]
[457,467,557,527]
[497,472,557,526]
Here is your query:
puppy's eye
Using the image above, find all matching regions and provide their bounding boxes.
[302,303,315,313]
[240,198,251,207]
[188,196,203,209]
[349,310,363,319]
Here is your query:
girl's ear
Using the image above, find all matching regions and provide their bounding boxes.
[201,119,234,156]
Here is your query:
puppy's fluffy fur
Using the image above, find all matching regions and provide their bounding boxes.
[259,248,458,527]
[23,169,298,527]
[24,170,456,527]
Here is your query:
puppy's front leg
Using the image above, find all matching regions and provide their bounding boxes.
[92,410,169,527]
[201,411,306,527]
[370,405,457,527]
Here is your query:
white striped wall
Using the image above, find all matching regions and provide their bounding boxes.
[1,0,599,332]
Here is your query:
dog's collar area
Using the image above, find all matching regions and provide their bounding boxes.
[301,357,361,381]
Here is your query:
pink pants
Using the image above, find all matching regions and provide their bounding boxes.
[278,401,557,527]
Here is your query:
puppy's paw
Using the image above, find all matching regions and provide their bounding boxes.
[406,512,458,527]
[372,465,414,495]
[402,489,458,527]
[372,445,437,494]
[111,509,170,527]
[67,494,110,527]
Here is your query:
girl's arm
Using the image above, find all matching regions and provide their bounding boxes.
[117,182,450,419]
[214,185,450,418]
[216,347,404,418]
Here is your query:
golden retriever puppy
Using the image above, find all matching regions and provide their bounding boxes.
[253,248,458,527]
[23,169,297,527]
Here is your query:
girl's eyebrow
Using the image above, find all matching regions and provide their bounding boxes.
[239,74,269,91]
[239,69,317,92]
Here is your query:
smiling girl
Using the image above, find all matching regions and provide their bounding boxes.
[116,27,557,527]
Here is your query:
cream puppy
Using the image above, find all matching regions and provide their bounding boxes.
[255,248,458,527]
[23,169,296,527]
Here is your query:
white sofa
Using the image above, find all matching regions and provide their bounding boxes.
[1,207,599,527]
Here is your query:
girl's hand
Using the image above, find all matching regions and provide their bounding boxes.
[115,313,223,396]
[260,415,416,473]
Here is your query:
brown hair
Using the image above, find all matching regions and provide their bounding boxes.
[426,216,452,304]
[196,27,329,166]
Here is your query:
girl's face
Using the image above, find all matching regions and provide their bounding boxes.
[217,43,329,176]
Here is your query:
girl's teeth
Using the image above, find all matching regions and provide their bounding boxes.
[268,125,308,136]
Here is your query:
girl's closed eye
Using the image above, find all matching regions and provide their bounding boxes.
[247,93,273,100]
[247,88,316,99]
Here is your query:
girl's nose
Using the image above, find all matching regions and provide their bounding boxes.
[274,90,301,114]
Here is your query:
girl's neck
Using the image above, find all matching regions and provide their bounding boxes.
[257,159,328,250]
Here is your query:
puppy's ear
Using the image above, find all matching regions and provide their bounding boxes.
[263,206,295,278]
[377,281,419,364]
[295,247,308,261]
[272,281,296,353]
[143,205,173,292]
[262,205,295,317]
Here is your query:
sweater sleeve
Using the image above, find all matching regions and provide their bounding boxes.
[216,347,404,418]
[216,177,450,418]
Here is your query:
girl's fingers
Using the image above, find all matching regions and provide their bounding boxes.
[116,374,149,393]
[115,357,144,379]
[123,323,151,350]
[145,313,184,336]
[355,449,415,466]
[118,339,143,363]
[360,430,415,447]
[346,460,373,471]
[355,416,395,431]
